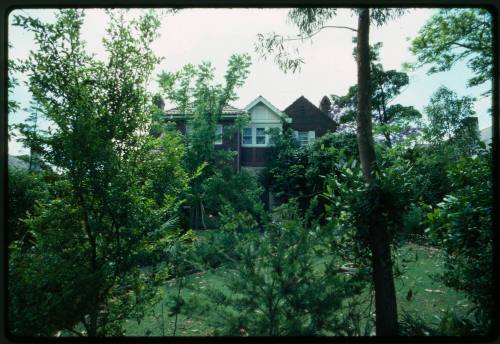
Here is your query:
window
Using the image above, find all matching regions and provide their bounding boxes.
[295,131,316,146]
[242,126,277,146]
[243,127,252,145]
[215,124,223,145]
[256,128,266,144]
[298,131,309,146]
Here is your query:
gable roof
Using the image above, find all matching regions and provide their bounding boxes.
[164,103,244,118]
[480,125,492,144]
[8,155,29,170]
[244,95,291,122]
[284,95,336,125]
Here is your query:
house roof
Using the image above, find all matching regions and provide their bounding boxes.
[284,95,336,125]
[164,104,244,117]
[244,95,291,122]
[480,125,492,144]
[8,155,29,170]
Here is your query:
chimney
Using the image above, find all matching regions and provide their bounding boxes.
[319,96,332,115]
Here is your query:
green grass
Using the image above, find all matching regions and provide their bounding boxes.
[123,242,472,336]
[393,243,472,326]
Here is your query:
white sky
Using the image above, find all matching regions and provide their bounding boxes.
[8,8,493,155]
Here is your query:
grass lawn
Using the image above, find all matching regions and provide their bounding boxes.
[123,242,472,336]
[394,243,472,326]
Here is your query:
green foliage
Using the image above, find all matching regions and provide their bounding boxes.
[158,54,252,229]
[198,202,367,336]
[323,156,416,264]
[425,153,493,334]
[410,9,492,94]
[400,144,453,207]
[331,43,421,145]
[401,204,428,238]
[201,168,265,227]
[263,129,359,221]
[187,206,261,271]
[7,169,49,245]
[423,86,476,143]
[9,9,189,336]
[158,55,251,173]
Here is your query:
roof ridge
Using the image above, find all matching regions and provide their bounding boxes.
[164,102,244,115]
[283,96,336,124]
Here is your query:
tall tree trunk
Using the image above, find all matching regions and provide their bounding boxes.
[356,9,376,183]
[356,8,398,336]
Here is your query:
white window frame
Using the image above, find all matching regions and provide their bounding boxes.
[242,127,253,145]
[242,124,282,147]
[298,131,309,146]
[255,127,266,145]
[294,130,316,146]
[242,126,279,147]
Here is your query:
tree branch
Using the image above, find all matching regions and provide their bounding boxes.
[284,25,357,42]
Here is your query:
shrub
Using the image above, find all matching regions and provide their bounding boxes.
[426,152,493,335]
[263,129,358,222]
[196,202,367,336]
[7,168,49,245]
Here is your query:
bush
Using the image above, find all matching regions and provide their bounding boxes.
[400,204,432,244]
[7,168,49,245]
[426,153,493,334]
[187,205,260,270]
[262,129,358,222]
[196,202,368,336]
[201,168,265,224]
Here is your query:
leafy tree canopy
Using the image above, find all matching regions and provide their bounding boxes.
[423,86,476,143]
[410,9,492,95]
[9,9,190,336]
[331,43,421,146]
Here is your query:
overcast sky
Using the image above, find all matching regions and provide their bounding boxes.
[8,8,493,155]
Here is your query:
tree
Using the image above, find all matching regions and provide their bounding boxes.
[263,128,358,221]
[410,9,493,95]
[256,7,407,335]
[423,86,477,144]
[331,43,421,147]
[7,168,49,245]
[10,9,188,336]
[195,202,367,336]
[158,54,252,229]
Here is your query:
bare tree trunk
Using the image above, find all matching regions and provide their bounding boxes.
[172,278,183,336]
[356,8,398,336]
[200,201,207,230]
[356,9,376,184]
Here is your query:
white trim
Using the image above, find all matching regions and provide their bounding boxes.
[242,125,279,147]
[295,130,316,146]
[244,95,291,123]
[309,130,316,142]
[242,127,253,145]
